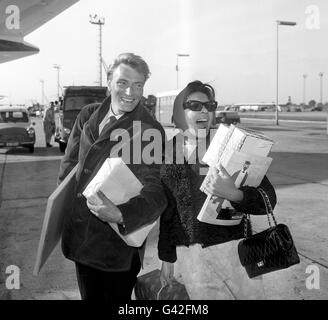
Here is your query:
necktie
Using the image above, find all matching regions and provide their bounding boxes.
[99,115,117,135]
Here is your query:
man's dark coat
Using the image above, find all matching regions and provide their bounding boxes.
[58,97,167,271]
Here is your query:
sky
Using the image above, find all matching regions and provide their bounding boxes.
[0,0,327,106]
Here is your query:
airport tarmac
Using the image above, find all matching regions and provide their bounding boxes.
[0,118,327,300]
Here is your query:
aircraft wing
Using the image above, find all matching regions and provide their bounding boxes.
[0,0,79,64]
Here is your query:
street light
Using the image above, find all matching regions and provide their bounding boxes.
[176,53,190,89]
[319,72,324,104]
[302,74,307,105]
[275,20,296,125]
[40,79,45,106]
[89,14,105,86]
[53,64,61,101]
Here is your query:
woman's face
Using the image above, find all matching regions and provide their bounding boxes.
[184,91,214,137]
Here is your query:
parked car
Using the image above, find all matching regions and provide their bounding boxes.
[215,110,240,125]
[0,106,36,153]
[55,86,108,152]
[310,106,323,112]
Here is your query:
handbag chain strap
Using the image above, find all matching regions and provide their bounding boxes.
[243,187,277,238]
[243,213,252,238]
[258,187,277,227]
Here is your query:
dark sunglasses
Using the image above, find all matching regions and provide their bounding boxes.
[183,100,218,112]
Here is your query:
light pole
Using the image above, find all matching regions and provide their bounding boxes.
[176,53,190,89]
[303,74,307,105]
[276,20,296,125]
[53,64,61,101]
[319,72,324,104]
[40,79,45,106]
[89,14,105,86]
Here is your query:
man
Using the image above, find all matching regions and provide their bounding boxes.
[143,94,157,119]
[57,53,167,301]
[43,101,55,147]
[233,160,251,188]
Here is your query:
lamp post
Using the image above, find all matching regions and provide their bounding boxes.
[275,20,296,125]
[319,72,324,104]
[176,53,190,89]
[40,79,45,106]
[89,14,105,86]
[53,64,61,101]
[303,74,307,105]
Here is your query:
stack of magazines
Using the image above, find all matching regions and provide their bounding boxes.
[198,124,274,226]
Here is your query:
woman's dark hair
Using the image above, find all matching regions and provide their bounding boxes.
[172,80,217,131]
[182,81,216,103]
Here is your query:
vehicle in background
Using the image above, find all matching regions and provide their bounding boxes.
[55,86,107,152]
[215,110,240,125]
[239,105,266,112]
[227,103,276,112]
[0,106,36,153]
[287,105,303,112]
[310,105,323,112]
[155,89,180,125]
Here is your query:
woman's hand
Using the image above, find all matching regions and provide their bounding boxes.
[205,164,244,202]
[87,190,123,224]
[160,261,174,287]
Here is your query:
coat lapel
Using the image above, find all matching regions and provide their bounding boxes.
[95,101,143,144]
[86,96,111,142]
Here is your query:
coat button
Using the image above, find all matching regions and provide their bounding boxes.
[83,168,90,174]
[77,193,83,198]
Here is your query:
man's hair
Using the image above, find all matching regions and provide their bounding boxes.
[107,53,151,81]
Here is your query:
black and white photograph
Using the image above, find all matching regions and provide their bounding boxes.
[0,0,327,309]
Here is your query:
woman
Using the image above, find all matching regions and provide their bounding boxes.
[158,80,276,299]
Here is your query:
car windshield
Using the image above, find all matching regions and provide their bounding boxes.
[64,95,104,111]
[0,111,28,123]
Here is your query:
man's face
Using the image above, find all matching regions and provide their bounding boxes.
[108,63,146,114]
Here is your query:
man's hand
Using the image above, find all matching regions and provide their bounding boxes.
[87,190,123,224]
[206,164,244,202]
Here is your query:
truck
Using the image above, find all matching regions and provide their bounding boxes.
[55,86,108,152]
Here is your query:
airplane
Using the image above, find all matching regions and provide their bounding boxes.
[226,102,278,112]
[0,0,79,64]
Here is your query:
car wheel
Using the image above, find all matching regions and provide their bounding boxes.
[28,145,34,153]
[59,142,67,153]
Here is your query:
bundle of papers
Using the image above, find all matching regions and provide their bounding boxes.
[198,124,274,225]
[83,157,156,247]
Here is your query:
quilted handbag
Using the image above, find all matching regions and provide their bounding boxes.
[238,188,300,279]
[134,269,190,300]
